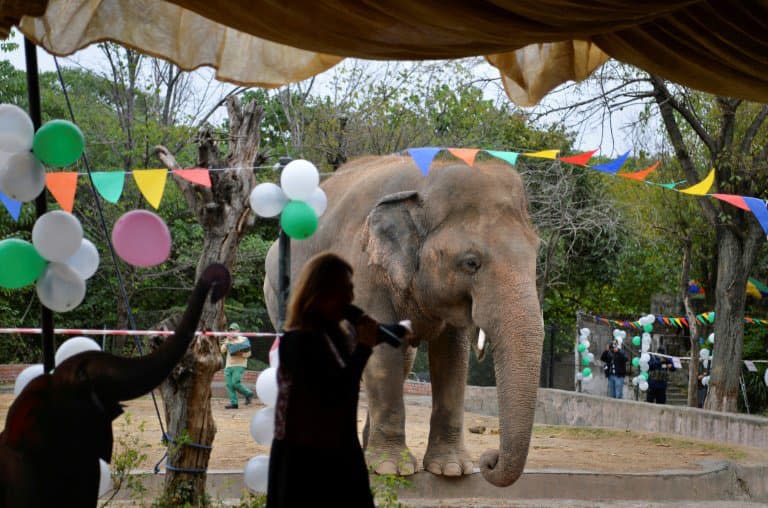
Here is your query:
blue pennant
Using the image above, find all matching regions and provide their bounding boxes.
[743,197,768,236]
[0,191,21,221]
[591,151,630,174]
[407,147,442,176]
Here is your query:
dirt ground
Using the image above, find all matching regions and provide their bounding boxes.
[2,392,765,473]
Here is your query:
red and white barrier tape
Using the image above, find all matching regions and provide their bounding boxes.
[0,328,279,338]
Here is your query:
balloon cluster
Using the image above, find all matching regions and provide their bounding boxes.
[0,104,84,202]
[243,338,280,492]
[630,314,655,392]
[12,336,112,497]
[575,328,594,382]
[249,160,327,239]
[0,105,97,311]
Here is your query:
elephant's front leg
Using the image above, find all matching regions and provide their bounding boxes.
[424,327,473,476]
[362,343,418,475]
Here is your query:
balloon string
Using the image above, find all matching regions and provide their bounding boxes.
[53,57,168,440]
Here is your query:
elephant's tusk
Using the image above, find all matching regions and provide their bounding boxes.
[478,329,486,351]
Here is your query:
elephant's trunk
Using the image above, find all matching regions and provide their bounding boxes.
[90,264,231,401]
[476,281,543,487]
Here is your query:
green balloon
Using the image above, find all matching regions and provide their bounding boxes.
[32,119,85,167]
[280,201,318,240]
[577,342,587,353]
[643,323,653,333]
[582,367,592,378]
[581,356,590,366]
[640,371,649,380]
[0,238,47,289]
[632,357,640,367]
[632,336,641,346]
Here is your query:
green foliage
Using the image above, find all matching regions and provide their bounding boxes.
[233,492,267,508]
[99,413,149,506]
[369,451,413,508]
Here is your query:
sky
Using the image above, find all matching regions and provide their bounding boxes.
[3,31,641,157]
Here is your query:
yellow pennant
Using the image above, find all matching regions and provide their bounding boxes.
[133,169,168,209]
[679,168,715,195]
[522,149,560,160]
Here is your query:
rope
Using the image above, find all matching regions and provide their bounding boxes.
[53,56,168,443]
[152,433,213,474]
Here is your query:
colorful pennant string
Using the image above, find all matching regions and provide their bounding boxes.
[0,190,21,220]
[91,171,125,203]
[486,150,519,166]
[559,150,596,166]
[620,161,658,181]
[591,151,629,174]
[45,172,78,212]
[584,311,768,328]
[133,169,167,209]
[522,149,559,160]
[446,148,480,167]
[679,168,715,195]
[406,147,442,176]
[173,168,212,187]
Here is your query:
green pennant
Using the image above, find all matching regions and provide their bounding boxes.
[485,150,519,167]
[91,171,125,203]
[707,312,715,324]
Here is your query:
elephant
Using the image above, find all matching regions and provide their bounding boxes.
[264,156,543,487]
[0,264,231,507]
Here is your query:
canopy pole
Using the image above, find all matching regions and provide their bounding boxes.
[24,37,55,372]
[276,157,292,332]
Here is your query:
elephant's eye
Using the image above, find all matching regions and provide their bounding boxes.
[459,254,481,274]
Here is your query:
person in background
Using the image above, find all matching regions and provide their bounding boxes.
[601,339,628,399]
[267,252,411,508]
[647,346,676,404]
[220,322,253,409]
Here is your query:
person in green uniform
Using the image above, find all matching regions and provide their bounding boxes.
[220,323,253,409]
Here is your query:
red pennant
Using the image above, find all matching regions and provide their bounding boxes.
[45,172,78,212]
[620,161,659,181]
[711,193,749,211]
[559,150,597,166]
[447,148,480,167]
[173,168,212,187]
[680,317,689,327]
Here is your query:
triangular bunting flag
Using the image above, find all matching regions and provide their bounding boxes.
[681,317,689,327]
[173,168,212,188]
[679,168,715,195]
[591,151,629,174]
[743,197,768,236]
[620,161,659,181]
[522,149,559,160]
[407,147,442,176]
[91,171,125,203]
[656,181,683,189]
[559,150,596,166]
[485,150,519,166]
[133,169,168,209]
[447,148,480,167]
[711,193,749,211]
[0,190,21,221]
[45,172,78,212]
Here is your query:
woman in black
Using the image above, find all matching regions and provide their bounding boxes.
[267,252,397,507]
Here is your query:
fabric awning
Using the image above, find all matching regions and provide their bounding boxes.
[3,0,768,106]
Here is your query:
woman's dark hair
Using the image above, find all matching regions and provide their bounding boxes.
[284,251,353,331]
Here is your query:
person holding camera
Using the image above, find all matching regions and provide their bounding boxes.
[220,322,253,409]
[647,346,676,404]
[601,339,628,399]
[267,252,412,508]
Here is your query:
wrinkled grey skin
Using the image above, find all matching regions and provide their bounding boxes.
[0,264,231,508]
[265,156,543,487]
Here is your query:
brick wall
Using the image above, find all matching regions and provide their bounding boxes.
[0,364,27,383]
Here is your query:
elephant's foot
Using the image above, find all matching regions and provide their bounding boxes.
[423,445,474,477]
[365,445,418,476]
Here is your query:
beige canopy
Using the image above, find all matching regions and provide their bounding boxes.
[3,0,767,106]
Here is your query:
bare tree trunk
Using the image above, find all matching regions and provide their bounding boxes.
[153,96,264,503]
[679,238,700,407]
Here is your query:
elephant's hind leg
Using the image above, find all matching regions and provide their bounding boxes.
[423,326,473,476]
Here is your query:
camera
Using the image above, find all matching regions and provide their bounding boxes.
[343,305,409,348]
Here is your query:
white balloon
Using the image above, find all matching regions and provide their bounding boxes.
[703,359,710,369]
[249,406,276,445]
[587,352,595,362]
[0,104,34,153]
[639,380,649,391]
[36,262,86,312]
[575,372,583,381]
[764,368,768,388]
[0,152,45,202]
[708,333,715,344]
[640,353,650,363]
[269,349,280,369]
[699,348,710,359]
[581,340,590,350]
[579,328,590,337]
[244,455,270,492]
[249,182,287,218]
[13,364,44,396]
[280,159,319,200]
[98,459,112,498]
[613,329,622,338]
[702,375,710,386]
[631,376,640,386]
[640,361,649,372]
[64,239,100,280]
[647,314,656,323]
[55,336,101,366]
[255,367,278,407]
[642,332,651,341]
[582,374,593,383]
[306,187,328,217]
[32,210,83,262]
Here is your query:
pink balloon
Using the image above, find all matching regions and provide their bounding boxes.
[111,210,171,267]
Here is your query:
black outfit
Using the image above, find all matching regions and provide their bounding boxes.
[600,348,628,376]
[646,356,675,404]
[267,323,374,508]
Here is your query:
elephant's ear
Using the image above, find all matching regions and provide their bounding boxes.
[363,191,426,288]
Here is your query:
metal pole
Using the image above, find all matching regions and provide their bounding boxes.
[276,157,292,332]
[24,37,55,372]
